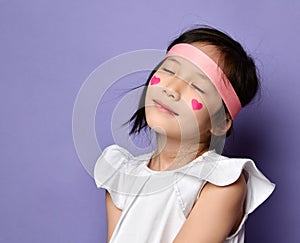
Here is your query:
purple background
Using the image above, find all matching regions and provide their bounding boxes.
[0,1,299,242]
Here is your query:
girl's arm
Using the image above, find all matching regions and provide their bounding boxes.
[105,190,122,242]
[173,174,247,243]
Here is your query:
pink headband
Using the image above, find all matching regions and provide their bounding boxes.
[166,43,242,120]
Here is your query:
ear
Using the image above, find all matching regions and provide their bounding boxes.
[210,113,232,137]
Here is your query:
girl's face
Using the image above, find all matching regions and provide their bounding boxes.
[145,44,226,143]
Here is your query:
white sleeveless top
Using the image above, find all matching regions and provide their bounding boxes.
[94,145,275,243]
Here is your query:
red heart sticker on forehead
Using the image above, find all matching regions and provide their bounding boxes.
[191,99,203,110]
[150,76,160,85]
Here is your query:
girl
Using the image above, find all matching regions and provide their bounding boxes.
[94,26,275,243]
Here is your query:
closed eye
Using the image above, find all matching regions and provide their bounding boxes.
[162,68,175,75]
[191,83,205,94]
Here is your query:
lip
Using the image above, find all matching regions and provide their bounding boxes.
[153,100,179,116]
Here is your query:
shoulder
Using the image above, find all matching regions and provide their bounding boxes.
[173,172,247,242]
[203,152,275,213]
[199,172,247,223]
[94,144,144,172]
[197,152,249,211]
[176,151,275,217]
[99,144,133,162]
[173,151,275,217]
[93,144,153,190]
[200,163,247,213]
[173,157,250,242]
[202,172,247,200]
[93,144,151,210]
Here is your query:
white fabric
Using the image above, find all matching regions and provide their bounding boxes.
[94,145,275,243]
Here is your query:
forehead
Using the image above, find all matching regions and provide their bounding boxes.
[163,56,208,79]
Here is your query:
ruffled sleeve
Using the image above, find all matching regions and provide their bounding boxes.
[205,155,275,240]
[175,151,275,242]
[93,145,131,210]
[174,151,275,239]
[204,155,275,214]
[93,144,155,210]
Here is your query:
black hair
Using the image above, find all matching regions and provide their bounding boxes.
[129,25,260,138]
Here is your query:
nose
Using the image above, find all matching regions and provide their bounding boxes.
[162,88,180,101]
[162,76,186,101]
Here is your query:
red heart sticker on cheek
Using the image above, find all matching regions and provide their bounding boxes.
[150,76,160,85]
[191,99,203,110]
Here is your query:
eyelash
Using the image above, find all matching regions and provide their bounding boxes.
[160,67,205,94]
[191,83,205,94]
[162,68,175,75]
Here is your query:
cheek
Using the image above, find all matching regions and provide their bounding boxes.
[150,75,160,85]
[191,98,203,110]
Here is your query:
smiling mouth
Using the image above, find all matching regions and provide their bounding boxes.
[153,100,179,116]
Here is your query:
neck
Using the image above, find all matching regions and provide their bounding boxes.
[149,134,209,171]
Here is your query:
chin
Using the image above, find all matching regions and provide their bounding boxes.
[146,117,178,137]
